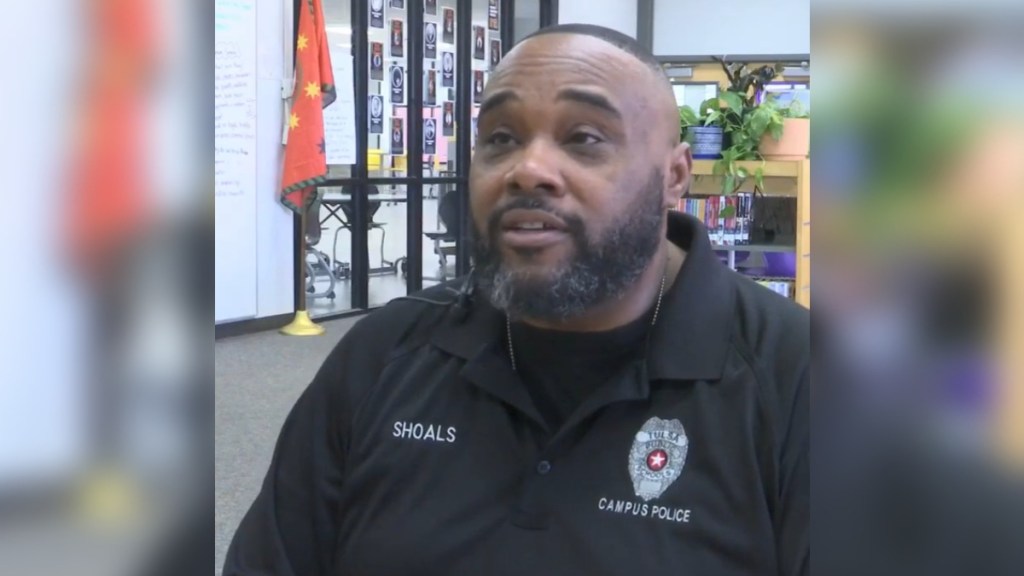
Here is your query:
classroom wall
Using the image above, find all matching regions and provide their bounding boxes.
[215,0,294,324]
[559,0,638,38]
[253,0,295,321]
[652,0,809,57]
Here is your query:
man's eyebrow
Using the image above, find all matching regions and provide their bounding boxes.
[556,88,622,119]
[478,90,521,118]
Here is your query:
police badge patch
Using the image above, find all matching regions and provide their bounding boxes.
[628,417,688,501]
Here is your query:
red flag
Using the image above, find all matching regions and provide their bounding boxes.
[65,0,158,280]
[280,0,336,212]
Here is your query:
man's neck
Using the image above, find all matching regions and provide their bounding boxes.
[520,242,685,333]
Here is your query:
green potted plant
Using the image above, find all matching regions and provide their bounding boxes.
[701,92,785,198]
[697,59,800,199]
[686,99,725,159]
[715,57,782,103]
[759,98,809,160]
[678,104,699,145]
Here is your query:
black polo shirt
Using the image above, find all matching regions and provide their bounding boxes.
[224,212,809,576]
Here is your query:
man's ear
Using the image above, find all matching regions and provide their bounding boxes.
[664,142,693,208]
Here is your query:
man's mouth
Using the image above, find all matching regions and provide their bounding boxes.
[506,222,559,231]
[498,210,571,249]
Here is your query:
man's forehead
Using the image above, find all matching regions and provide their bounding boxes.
[503,33,644,73]
[488,34,652,96]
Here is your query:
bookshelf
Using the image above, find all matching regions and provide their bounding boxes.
[690,159,810,308]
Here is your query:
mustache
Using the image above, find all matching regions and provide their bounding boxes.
[485,197,586,238]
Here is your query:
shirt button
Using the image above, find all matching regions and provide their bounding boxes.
[536,460,552,475]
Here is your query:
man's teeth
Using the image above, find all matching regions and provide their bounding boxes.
[518,222,545,230]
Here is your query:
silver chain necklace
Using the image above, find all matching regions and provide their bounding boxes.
[506,271,667,373]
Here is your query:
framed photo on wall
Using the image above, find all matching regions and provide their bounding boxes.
[369,95,384,134]
[473,26,485,60]
[442,101,454,136]
[473,70,484,103]
[391,118,405,155]
[370,42,384,80]
[424,22,437,59]
[490,39,501,69]
[425,0,437,15]
[370,0,384,28]
[441,51,454,87]
[424,118,437,154]
[425,69,437,106]
[390,20,404,57]
[389,0,404,8]
[442,8,455,44]
[488,0,499,31]
[390,65,405,104]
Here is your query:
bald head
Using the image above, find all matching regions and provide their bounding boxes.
[522,24,667,77]
[498,24,680,147]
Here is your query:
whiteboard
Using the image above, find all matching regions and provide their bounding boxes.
[324,55,357,165]
[215,0,259,322]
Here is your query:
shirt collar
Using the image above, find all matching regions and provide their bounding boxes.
[430,211,734,382]
[645,211,734,381]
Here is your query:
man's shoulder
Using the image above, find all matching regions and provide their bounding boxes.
[726,271,810,375]
[343,278,467,352]
[731,272,809,333]
[722,272,809,445]
[312,278,468,396]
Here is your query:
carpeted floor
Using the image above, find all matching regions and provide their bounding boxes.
[214,315,363,574]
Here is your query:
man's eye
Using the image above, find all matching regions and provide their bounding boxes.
[566,132,602,145]
[486,132,516,146]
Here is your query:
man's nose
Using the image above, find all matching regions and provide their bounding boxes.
[504,139,564,197]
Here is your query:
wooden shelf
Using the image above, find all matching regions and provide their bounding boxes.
[711,244,796,253]
[692,159,804,178]
[689,158,810,309]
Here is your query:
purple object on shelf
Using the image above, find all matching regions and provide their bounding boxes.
[764,252,796,278]
[741,267,768,277]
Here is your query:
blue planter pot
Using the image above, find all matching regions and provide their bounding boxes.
[690,126,724,159]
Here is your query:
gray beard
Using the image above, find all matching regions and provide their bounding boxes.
[473,170,665,323]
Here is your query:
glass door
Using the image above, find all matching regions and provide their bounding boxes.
[309,0,358,317]
[310,0,516,318]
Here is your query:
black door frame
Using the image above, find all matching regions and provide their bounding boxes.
[539,0,558,28]
[222,0,561,337]
[299,0,510,319]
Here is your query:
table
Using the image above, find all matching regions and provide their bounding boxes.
[317,193,410,280]
[318,193,408,233]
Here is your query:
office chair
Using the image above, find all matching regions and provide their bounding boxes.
[334,184,390,271]
[304,191,337,300]
[424,185,461,281]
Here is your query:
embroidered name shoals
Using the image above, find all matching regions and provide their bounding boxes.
[392,421,457,443]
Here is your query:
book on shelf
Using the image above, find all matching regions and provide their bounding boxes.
[675,193,754,246]
[755,279,793,299]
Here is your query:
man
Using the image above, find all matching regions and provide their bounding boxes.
[224,24,808,575]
